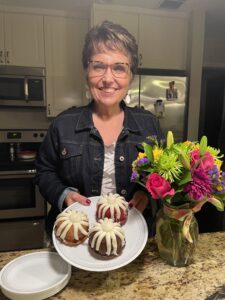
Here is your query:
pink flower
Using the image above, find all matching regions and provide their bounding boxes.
[201,151,214,171]
[190,150,214,171]
[190,150,200,167]
[146,173,175,200]
[184,166,212,200]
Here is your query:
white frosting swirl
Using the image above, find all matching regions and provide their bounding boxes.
[55,210,89,241]
[89,218,125,256]
[97,193,128,221]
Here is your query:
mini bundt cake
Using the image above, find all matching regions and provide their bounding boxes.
[88,218,126,257]
[54,209,89,246]
[96,193,128,225]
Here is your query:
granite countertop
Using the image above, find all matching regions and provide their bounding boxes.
[0,232,225,300]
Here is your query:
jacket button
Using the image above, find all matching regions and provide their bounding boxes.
[121,189,127,195]
[119,156,125,162]
[61,148,67,155]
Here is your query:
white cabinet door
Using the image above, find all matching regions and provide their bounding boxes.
[139,14,188,70]
[0,12,4,65]
[44,16,88,117]
[91,4,139,42]
[4,13,44,67]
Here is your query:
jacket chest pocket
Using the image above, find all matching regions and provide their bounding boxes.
[59,144,83,185]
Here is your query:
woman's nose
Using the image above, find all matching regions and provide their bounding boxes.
[102,66,114,81]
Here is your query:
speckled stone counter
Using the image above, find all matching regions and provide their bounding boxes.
[1,232,225,300]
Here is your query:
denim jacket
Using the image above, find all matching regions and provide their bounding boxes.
[36,101,164,235]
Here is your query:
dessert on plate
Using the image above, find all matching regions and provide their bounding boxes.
[88,217,126,257]
[96,193,128,225]
[54,209,89,246]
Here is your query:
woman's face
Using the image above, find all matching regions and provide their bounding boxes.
[86,50,132,109]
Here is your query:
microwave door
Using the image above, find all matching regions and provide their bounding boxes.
[0,76,25,101]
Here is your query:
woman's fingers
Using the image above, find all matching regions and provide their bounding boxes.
[64,192,91,207]
[129,190,149,213]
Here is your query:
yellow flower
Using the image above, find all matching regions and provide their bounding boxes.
[191,143,200,150]
[153,147,163,162]
[215,159,222,171]
[132,152,146,171]
[183,141,192,146]
[137,152,146,160]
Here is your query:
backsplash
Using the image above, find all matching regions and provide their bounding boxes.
[0,108,51,129]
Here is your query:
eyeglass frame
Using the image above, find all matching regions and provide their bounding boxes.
[87,60,131,78]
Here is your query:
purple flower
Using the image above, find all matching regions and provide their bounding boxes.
[131,170,139,182]
[184,166,212,200]
[136,157,149,166]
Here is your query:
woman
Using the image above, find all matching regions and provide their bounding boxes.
[36,21,164,237]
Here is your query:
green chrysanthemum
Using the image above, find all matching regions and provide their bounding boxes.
[206,146,223,159]
[155,151,183,183]
[172,142,192,155]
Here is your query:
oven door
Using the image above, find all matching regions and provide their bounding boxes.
[0,170,46,220]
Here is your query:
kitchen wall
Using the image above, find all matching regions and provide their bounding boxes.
[0,107,51,129]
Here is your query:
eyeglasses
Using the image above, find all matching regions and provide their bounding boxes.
[87,61,130,78]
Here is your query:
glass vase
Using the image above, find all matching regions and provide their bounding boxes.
[155,207,199,267]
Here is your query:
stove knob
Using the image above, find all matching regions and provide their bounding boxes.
[33,133,38,138]
[40,133,45,138]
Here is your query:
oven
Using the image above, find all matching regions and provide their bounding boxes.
[0,129,47,251]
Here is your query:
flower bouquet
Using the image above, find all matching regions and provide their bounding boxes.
[131,131,225,266]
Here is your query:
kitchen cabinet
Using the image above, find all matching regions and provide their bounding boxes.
[0,12,45,67]
[0,12,4,64]
[91,4,188,70]
[91,4,139,41]
[139,13,188,70]
[44,16,88,117]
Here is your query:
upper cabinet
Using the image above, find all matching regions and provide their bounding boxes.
[0,12,45,67]
[138,13,188,70]
[0,12,4,64]
[44,16,88,117]
[91,5,139,41]
[91,4,188,70]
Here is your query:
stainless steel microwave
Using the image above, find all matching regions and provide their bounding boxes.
[0,66,46,107]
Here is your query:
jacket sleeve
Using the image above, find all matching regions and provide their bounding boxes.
[35,121,72,209]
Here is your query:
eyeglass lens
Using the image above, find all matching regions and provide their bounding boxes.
[88,61,129,77]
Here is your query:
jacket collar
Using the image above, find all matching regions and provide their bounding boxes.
[75,100,141,135]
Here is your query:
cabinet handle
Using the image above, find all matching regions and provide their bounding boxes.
[24,78,29,101]
[0,50,4,63]
[139,53,142,66]
[5,50,10,64]
[47,104,51,116]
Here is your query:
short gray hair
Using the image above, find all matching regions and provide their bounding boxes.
[82,20,138,75]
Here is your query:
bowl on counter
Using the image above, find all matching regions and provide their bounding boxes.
[17,150,37,161]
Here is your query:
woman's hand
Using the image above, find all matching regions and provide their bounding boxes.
[129,190,149,213]
[64,191,91,207]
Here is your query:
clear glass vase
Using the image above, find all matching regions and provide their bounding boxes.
[155,207,199,267]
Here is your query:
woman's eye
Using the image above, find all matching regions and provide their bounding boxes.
[113,64,126,73]
[93,63,105,71]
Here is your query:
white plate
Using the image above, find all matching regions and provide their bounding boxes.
[53,196,148,272]
[0,252,71,300]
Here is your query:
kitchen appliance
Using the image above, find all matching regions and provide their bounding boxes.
[0,129,47,251]
[128,70,188,141]
[0,66,46,107]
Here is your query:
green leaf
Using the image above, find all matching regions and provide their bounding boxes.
[177,170,192,186]
[199,136,208,156]
[178,152,191,170]
[142,142,153,162]
[167,131,174,148]
[207,197,224,211]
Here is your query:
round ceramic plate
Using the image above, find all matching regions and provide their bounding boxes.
[0,252,71,300]
[52,196,148,272]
